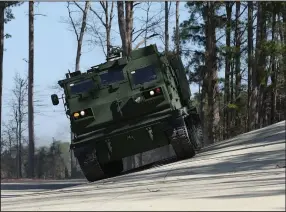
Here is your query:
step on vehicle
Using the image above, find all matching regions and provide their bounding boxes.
[50,45,204,182]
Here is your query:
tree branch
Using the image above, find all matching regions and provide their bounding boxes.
[135,33,159,49]
[89,5,106,28]
[73,1,84,13]
[67,2,79,41]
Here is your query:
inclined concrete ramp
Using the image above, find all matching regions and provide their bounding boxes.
[1,121,285,211]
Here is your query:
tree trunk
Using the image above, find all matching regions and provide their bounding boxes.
[165,1,169,53]
[270,9,277,124]
[247,1,253,131]
[105,2,114,58]
[0,6,4,144]
[125,1,133,56]
[282,5,286,105]
[175,1,180,55]
[117,1,133,57]
[201,66,208,145]
[18,91,22,178]
[205,2,219,144]
[15,112,19,178]
[250,2,262,130]
[144,3,151,47]
[117,1,127,56]
[105,1,109,56]
[257,3,267,128]
[234,1,241,132]
[230,53,234,133]
[224,2,232,139]
[28,1,35,178]
[75,1,90,72]
[125,2,131,55]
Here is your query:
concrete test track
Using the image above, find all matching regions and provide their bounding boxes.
[1,121,285,211]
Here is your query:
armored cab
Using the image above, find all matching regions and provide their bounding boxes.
[51,44,203,182]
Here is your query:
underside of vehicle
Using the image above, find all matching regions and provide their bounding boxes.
[70,106,203,182]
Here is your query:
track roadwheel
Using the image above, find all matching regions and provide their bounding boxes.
[101,160,124,177]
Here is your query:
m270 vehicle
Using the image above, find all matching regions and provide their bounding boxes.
[51,44,203,182]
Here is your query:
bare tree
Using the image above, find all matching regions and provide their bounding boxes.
[117,1,129,56]
[28,0,35,178]
[87,1,114,58]
[117,1,127,55]
[144,2,152,47]
[1,70,46,178]
[62,1,90,177]
[67,1,90,72]
[0,1,21,145]
[132,2,163,49]
[1,120,17,178]
[9,73,28,177]
[117,1,135,56]
[117,2,161,51]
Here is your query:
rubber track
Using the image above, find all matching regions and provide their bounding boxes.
[80,151,106,182]
[168,126,195,159]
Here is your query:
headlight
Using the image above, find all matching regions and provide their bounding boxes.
[72,108,93,120]
[149,90,155,96]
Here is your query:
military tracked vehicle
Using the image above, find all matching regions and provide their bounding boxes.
[51,44,204,182]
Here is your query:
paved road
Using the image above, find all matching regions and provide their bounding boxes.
[1,121,285,211]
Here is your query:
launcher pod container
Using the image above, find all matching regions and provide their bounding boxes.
[51,44,203,182]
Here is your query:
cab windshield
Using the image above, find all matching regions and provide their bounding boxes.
[99,69,125,86]
[69,79,94,95]
[131,65,157,85]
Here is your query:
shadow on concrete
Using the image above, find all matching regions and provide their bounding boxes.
[199,189,285,199]
[115,147,285,185]
[1,181,85,191]
[1,195,21,199]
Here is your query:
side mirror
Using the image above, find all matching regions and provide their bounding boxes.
[51,94,59,105]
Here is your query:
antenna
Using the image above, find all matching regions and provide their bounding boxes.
[66,69,71,79]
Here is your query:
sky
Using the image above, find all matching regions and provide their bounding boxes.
[3,2,196,147]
